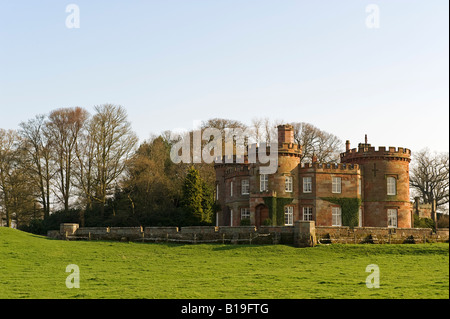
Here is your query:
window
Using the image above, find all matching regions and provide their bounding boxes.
[230,209,233,227]
[284,206,294,226]
[216,184,219,201]
[285,176,293,193]
[241,179,250,195]
[241,208,250,220]
[332,206,342,226]
[332,177,342,193]
[303,207,313,221]
[387,177,396,195]
[358,178,362,195]
[303,177,312,193]
[230,181,233,197]
[358,207,362,227]
[260,174,269,192]
[387,209,398,228]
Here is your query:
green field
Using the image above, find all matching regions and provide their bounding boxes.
[0,228,448,299]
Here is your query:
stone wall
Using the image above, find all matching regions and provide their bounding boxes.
[315,226,446,244]
[49,223,449,246]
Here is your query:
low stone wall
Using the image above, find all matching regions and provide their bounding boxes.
[315,226,445,244]
[49,223,449,246]
[75,227,110,240]
[109,227,143,241]
[436,228,449,239]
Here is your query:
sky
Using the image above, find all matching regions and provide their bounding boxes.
[0,0,448,154]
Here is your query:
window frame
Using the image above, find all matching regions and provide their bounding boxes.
[332,176,342,194]
[284,206,294,226]
[358,207,363,227]
[387,176,396,195]
[241,179,250,195]
[260,174,269,192]
[241,208,250,220]
[332,206,342,226]
[230,209,233,227]
[302,206,313,221]
[303,176,312,193]
[387,208,398,228]
[285,176,293,193]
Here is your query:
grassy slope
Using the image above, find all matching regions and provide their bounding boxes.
[0,227,448,299]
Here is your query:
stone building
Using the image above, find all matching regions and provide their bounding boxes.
[412,197,433,220]
[214,125,412,228]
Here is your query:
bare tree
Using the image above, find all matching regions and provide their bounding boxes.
[314,130,343,163]
[410,149,449,212]
[0,129,17,226]
[251,118,263,145]
[19,115,54,219]
[82,104,138,216]
[263,118,273,144]
[46,107,89,213]
[200,118,248,160]
[0,129,38,227]
[74,118,97,216]
[291,122,342,163]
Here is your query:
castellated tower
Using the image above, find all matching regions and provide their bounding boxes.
[273,124,301,196]
[248,124,301,226]
[340,137,412,228]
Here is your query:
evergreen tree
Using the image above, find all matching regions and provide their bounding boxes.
[201,180,214,224]
[182,166,204,224]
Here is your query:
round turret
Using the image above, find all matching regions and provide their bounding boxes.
[340,138,412,228]
[340,136,412,228]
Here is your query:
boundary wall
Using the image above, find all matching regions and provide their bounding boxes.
[50,223,449,247]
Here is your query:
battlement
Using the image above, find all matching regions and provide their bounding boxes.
[277,124,294,145]
[300,162,360,171]
[224,164,250,177]
[278,142,301,156]
[340,143,411,162]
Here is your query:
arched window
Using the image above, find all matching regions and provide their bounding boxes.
[387,177,396,195]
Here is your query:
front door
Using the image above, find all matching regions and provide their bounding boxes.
[255,204,269,228]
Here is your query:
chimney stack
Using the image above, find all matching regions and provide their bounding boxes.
[346,140,350,151]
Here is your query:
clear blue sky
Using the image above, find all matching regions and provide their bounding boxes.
[0,0,448,153]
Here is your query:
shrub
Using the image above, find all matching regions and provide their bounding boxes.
[413,214,436,231]
[19,219,46,235]
[403,235,416,244]
[240,218,251,226]
[320,233,332,244]
[362,234,375,244]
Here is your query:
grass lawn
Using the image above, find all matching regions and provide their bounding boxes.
[0,227,448,299]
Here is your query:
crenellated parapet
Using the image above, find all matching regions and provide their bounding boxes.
[340,143,411,163]
[300,162,360,171]
[223,164,250,178]
[277,124,302,157]
[278,142,301,157]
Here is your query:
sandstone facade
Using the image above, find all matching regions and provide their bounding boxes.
[215,125,413,229]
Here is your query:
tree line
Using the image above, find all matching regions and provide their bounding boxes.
[0,105,448,233]
[0,105,138,230]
